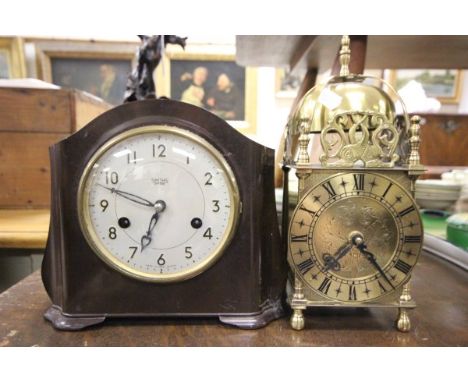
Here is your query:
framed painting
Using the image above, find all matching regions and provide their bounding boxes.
[34,39,137,105]
[388,69,463,104]
[156,52,257,135]
[0,37,26,78]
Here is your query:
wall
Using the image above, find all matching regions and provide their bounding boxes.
[17,34,468,154]
[251,67,292,149]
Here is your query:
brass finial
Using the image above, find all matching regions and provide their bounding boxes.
[409,115,422,168]
[339,35,351,76]
[297,132,310,165]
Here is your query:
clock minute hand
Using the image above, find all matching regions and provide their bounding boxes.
[98,184,154,207]
[356,242,395,290]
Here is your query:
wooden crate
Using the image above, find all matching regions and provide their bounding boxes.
[0,87,111,208]
[419,114,468,167]
[418,114,468,179]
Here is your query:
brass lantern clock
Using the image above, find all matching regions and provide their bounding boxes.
[283,36,425,331]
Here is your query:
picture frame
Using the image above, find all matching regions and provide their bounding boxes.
[0,36,26,78]
[156,52,257,135]
[275,68,303,99]
[388,69,463,104]
[33,39,138,105]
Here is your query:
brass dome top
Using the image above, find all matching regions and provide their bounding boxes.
[290,75,408,134]
[289,35,409,135]
[284,35,416,169]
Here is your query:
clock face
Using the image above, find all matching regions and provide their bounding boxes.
[78,125,240,282]
[289,172,423,302]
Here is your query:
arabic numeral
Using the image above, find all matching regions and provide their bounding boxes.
[204,172,213,185]
[153,144,166,158]
[157,254,166,266]
[108,226,117,240]
[105,171,119,185]
[129,246,138,259]
[203,227,213,239]
[100,199,108,212]
[127,151,137,164]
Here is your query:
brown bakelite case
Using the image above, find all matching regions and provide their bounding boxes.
[42,99,286,330]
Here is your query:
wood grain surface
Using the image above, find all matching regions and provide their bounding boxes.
[0,252,467,346]
[0,87,111,134]
[0,88,73,133]
[0,132,66,208]
[419,114,468,167]
[0,209,49,249]
[0,86,111,208]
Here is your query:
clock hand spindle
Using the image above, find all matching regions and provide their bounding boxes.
[140,200,166,252]
[355,239,395,290]
[98,184,154,207]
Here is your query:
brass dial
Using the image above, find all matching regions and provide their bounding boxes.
[289,172,422,302]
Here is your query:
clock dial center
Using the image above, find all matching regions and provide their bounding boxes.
[113,160,204,250]
[349,231,364,246]
[313,196,398,280]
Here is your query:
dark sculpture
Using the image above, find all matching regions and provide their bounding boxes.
[124,35,187,102]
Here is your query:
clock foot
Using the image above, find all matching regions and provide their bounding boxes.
[44,305,106,331]
[396,308,411,332]
[290,309,305,330]
[218,299,284,329]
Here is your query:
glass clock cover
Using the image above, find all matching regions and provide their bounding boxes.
[78,125,240,283]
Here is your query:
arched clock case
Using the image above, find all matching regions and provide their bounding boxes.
[42,99,286,330]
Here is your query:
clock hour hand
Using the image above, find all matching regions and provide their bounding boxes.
[140,200,166,252]
[322,243,354,272]
[355,240,395,290]
[98,184,154,207]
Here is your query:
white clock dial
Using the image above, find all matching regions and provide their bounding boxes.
[78,125,240,282]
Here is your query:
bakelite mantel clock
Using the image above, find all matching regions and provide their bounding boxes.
[283,36,425,331]
[42,99,286,330]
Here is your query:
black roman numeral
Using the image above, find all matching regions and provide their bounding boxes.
[378,280,387,293]
[353,174,365,191]
[398,206,415,218]
[348,284,357,300]
[322,181,337,198]
[299,205,316,215]
[404,235,422,243]
[291,234,308,242]
[318,277,332,294]
[395,259,412,274]
[382,183,393,198]
[297,258,314,275]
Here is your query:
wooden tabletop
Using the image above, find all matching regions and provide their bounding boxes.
[0,209,49,249]
[0,252,467,346]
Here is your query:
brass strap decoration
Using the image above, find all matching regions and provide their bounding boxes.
[319,111,400,168]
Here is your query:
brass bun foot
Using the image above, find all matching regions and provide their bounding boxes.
[396,308,411,332]
[290,309,305,330]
